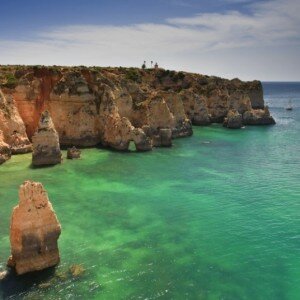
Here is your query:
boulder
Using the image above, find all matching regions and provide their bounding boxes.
[32,111,62,166]
[67,146,81,159]
[7,181,61,275]
[223,109,243,129]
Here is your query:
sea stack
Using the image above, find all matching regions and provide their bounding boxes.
[32,111,62,166]
[223,109,243,129]
[7,181,61,275]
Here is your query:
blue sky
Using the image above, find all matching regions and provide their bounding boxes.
[0,0,299,81]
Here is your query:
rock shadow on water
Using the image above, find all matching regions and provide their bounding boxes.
[0,267,56,299]
[29,163,58,170]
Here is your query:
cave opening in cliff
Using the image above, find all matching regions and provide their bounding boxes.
[128,141,137,152]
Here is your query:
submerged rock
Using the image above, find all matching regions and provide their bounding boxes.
[8,181,61,275]
[69,264,85,277]
[67,146,81,159]
[32,111,62,166]
[223,109,243,129]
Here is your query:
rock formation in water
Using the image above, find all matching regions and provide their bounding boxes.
[32,111,62,166]
[243,106,276,125]
[67,146,81,159]
[7,180,61,275]
[223,109,243,129]
[0,65,275,163]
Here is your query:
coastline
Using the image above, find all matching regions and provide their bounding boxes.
[0,65,275,166]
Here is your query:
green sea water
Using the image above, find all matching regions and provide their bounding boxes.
[0,83,299,299]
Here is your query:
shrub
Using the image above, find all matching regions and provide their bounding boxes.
[2,73,18,88]
[178,72,185,80]
[125,69,140,82]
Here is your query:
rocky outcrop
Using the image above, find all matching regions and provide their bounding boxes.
[32,111,62,166]
[223,109,243,129]
[67,146,81,159]
[0,65,275,160]
[7,181,61,275]
[243,106,276,125]
[102,114,152,151]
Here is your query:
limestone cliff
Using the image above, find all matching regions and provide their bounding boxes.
[0,65,275,162]
[8,181,61,275]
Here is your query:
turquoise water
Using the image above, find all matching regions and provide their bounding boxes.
[0,83,299,299]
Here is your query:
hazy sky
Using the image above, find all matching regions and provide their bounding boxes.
[0,0,299,81]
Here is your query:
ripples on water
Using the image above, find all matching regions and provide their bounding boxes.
[0,82,299,299]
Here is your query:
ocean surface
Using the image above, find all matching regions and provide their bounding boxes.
[0,82,299,300]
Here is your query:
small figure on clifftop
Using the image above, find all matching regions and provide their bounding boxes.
[154,62,159,70]
[142,61,146,69]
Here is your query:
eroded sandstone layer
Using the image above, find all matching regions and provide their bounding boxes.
[32,110,62,166]
[8,180,61,275]
[0,88,31,157]
[0,65,275,162]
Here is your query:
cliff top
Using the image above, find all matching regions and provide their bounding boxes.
[0,65,260,92]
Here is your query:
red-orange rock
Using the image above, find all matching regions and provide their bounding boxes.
[8,181,61,275]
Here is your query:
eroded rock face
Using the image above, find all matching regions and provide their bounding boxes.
[223,109,243,129]
[161,92,193,138]
[8,181,61,275]
[32,111,62,166]
[0,89,32,155]
[180,90,211,126]
[0,130,11,164]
